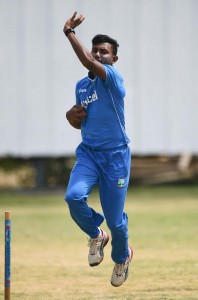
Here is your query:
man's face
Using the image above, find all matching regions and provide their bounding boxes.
[91,43,118,65]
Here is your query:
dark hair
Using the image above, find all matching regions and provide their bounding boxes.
[92,34,119,55]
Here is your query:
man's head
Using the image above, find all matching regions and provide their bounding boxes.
[91,34,119,65]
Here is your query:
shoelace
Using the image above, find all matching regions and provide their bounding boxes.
[88,236,102,255]
[113,262,127,276]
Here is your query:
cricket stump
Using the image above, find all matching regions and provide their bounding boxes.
[5,211,11,300]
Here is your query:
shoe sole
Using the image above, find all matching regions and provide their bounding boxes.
[111,247,133,287]
[89,233,109,267]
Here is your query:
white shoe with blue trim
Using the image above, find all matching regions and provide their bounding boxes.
[88,229,109,267]
[111,247,133,287]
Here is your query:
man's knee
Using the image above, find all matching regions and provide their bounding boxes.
[107,223,128,242]
[65,187,82,202]
[65,189,85,210]
[65,189,75,203]
[107,221,124,232]
[107,213,128,231]
[107,217,128,236]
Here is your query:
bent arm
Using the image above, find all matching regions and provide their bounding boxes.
[66,34,106,80]
[63,12,106,80]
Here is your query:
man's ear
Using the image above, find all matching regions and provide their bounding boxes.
[112,55,118,64]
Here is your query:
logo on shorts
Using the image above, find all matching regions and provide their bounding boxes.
[117,178,125,188]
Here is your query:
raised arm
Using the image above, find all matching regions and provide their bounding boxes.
[63,12,106,80]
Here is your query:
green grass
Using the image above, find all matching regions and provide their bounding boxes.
[0,186,198,299]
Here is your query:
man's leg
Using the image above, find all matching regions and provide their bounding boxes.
[65,160,103,238]
[97,146,132,286]
[97,146,131,263]
[99,181,129,263]
[65,144,109,266]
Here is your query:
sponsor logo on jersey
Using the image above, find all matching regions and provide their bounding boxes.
[81,91,98,108]
[79,88,87,93]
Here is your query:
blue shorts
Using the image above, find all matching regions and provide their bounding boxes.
[65,142,131,263]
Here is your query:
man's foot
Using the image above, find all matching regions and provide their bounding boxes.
[111,247,133,287]
[88,229,109,267]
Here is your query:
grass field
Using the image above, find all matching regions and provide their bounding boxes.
[0,186,198,300]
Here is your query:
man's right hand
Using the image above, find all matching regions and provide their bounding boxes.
[66,105,86,129]
[63,11,85,33]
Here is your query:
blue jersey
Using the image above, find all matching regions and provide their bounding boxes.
[75,64,130,149]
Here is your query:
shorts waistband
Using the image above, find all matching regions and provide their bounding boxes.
[82,143,128,152]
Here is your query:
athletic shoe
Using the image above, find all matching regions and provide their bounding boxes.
[111,247,133,287]
[88,229,109,267]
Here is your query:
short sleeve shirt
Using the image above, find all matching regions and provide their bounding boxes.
[75,64,130,149]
